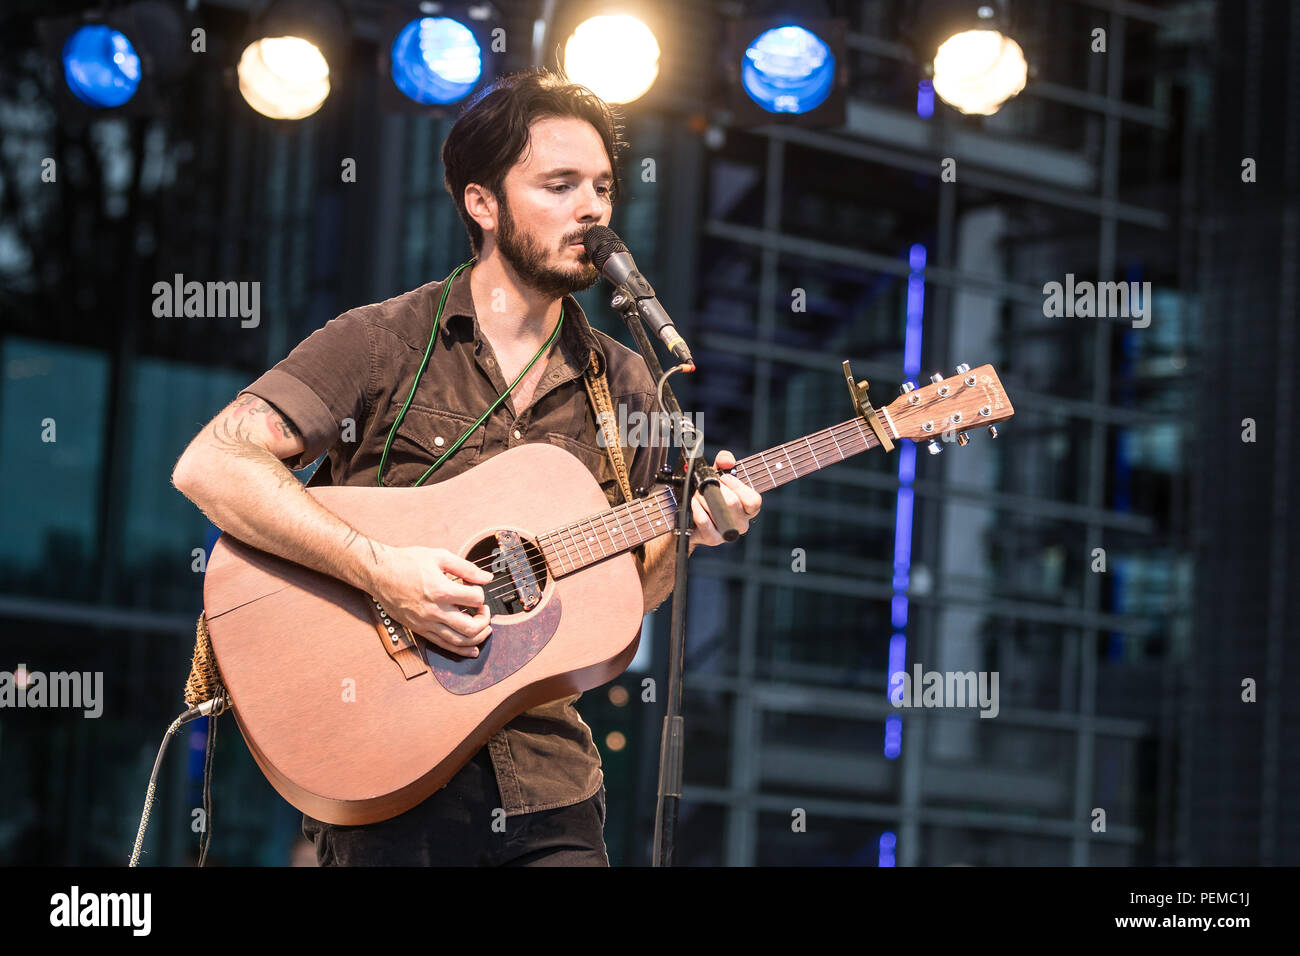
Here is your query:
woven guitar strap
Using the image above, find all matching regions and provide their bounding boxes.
[187,610,224,707]
[582,347,635,505]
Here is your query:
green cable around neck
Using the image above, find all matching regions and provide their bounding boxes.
[376,259,565,488]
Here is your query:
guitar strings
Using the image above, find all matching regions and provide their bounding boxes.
[455,420,881,604]
[484,421,875,594]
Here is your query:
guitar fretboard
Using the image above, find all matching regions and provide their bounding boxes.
[538,416,887,576]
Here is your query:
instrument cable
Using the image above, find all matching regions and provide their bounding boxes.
[128,694,227,867]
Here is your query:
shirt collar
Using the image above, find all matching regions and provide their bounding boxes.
[438,263,606,376]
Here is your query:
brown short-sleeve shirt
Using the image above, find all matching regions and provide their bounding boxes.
[241,265,668,817]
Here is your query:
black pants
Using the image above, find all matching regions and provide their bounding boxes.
[302,745,609,866]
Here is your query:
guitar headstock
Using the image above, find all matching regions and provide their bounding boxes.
[880,363,1014,451]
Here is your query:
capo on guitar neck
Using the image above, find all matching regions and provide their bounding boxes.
[842,360,895,453]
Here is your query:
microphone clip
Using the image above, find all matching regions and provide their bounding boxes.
[611,287,694,367]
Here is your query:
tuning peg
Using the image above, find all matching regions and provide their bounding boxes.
[899,381,916,394]
[955,363,971,374]
[929,372,944,384]
[927,439,943,455]
[957,432,970,446]
[987,425,998,439]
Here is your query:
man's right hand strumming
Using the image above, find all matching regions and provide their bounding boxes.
[365,546,494,658]
[172,391,492,659]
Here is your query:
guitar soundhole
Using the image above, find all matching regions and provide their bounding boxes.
[465,532,550,616]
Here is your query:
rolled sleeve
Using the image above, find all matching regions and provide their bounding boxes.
[241,310,373,471]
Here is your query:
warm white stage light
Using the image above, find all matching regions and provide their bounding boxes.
[562,15,660,104]
[931,28,1027,115]
[237,35,331,120]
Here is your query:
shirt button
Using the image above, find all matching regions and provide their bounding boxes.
[434,436,445,447]
[513,429,522,440]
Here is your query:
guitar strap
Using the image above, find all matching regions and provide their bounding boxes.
[582,347,636,505]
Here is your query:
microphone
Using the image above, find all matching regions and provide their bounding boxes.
[582,225,694,367]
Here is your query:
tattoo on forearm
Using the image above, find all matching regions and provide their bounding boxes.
[343,527,381,565]
[207,408,301,491]
[227,394,301,443]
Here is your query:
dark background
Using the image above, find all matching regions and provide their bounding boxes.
[1,0,1296,866]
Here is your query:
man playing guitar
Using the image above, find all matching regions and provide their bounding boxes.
[171,68,762,866]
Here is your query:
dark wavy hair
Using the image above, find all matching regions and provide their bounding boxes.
[441,68,628,254]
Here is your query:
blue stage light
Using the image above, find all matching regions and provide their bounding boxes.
[62,25,141,108]
[741,25,835,115]
[390,17,482,106]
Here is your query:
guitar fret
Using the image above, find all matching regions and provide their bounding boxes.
[546,532,570,576]
[734,462,757,495]
[643,495,663,537]
[804,437,821,469]
[598,511,622,556]
[538,534,556,575]
[826,427,845,459]
[558,529,579,574]
[648,492,672,535]
[541,533,560,575]
[617,503,639,544]
[565,527,582,571]
[781,445,798,480]
[588,518,606,560]
[643,498,661,537]
[846,422,862,450]
[576,521,594,564]
[569,524,589,572]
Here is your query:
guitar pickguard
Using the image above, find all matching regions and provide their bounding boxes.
[422,592,563,695]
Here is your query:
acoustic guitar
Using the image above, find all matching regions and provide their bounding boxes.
[202,363,1014,824]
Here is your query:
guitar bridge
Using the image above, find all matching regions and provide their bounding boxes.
[367,596,427,680]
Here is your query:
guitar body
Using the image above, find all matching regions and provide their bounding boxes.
[202,443,645,826]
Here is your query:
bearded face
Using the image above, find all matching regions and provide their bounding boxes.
[483,115,614,300]
[493,191,601,300]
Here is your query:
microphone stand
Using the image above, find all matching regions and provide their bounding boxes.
[608,289,739,867]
